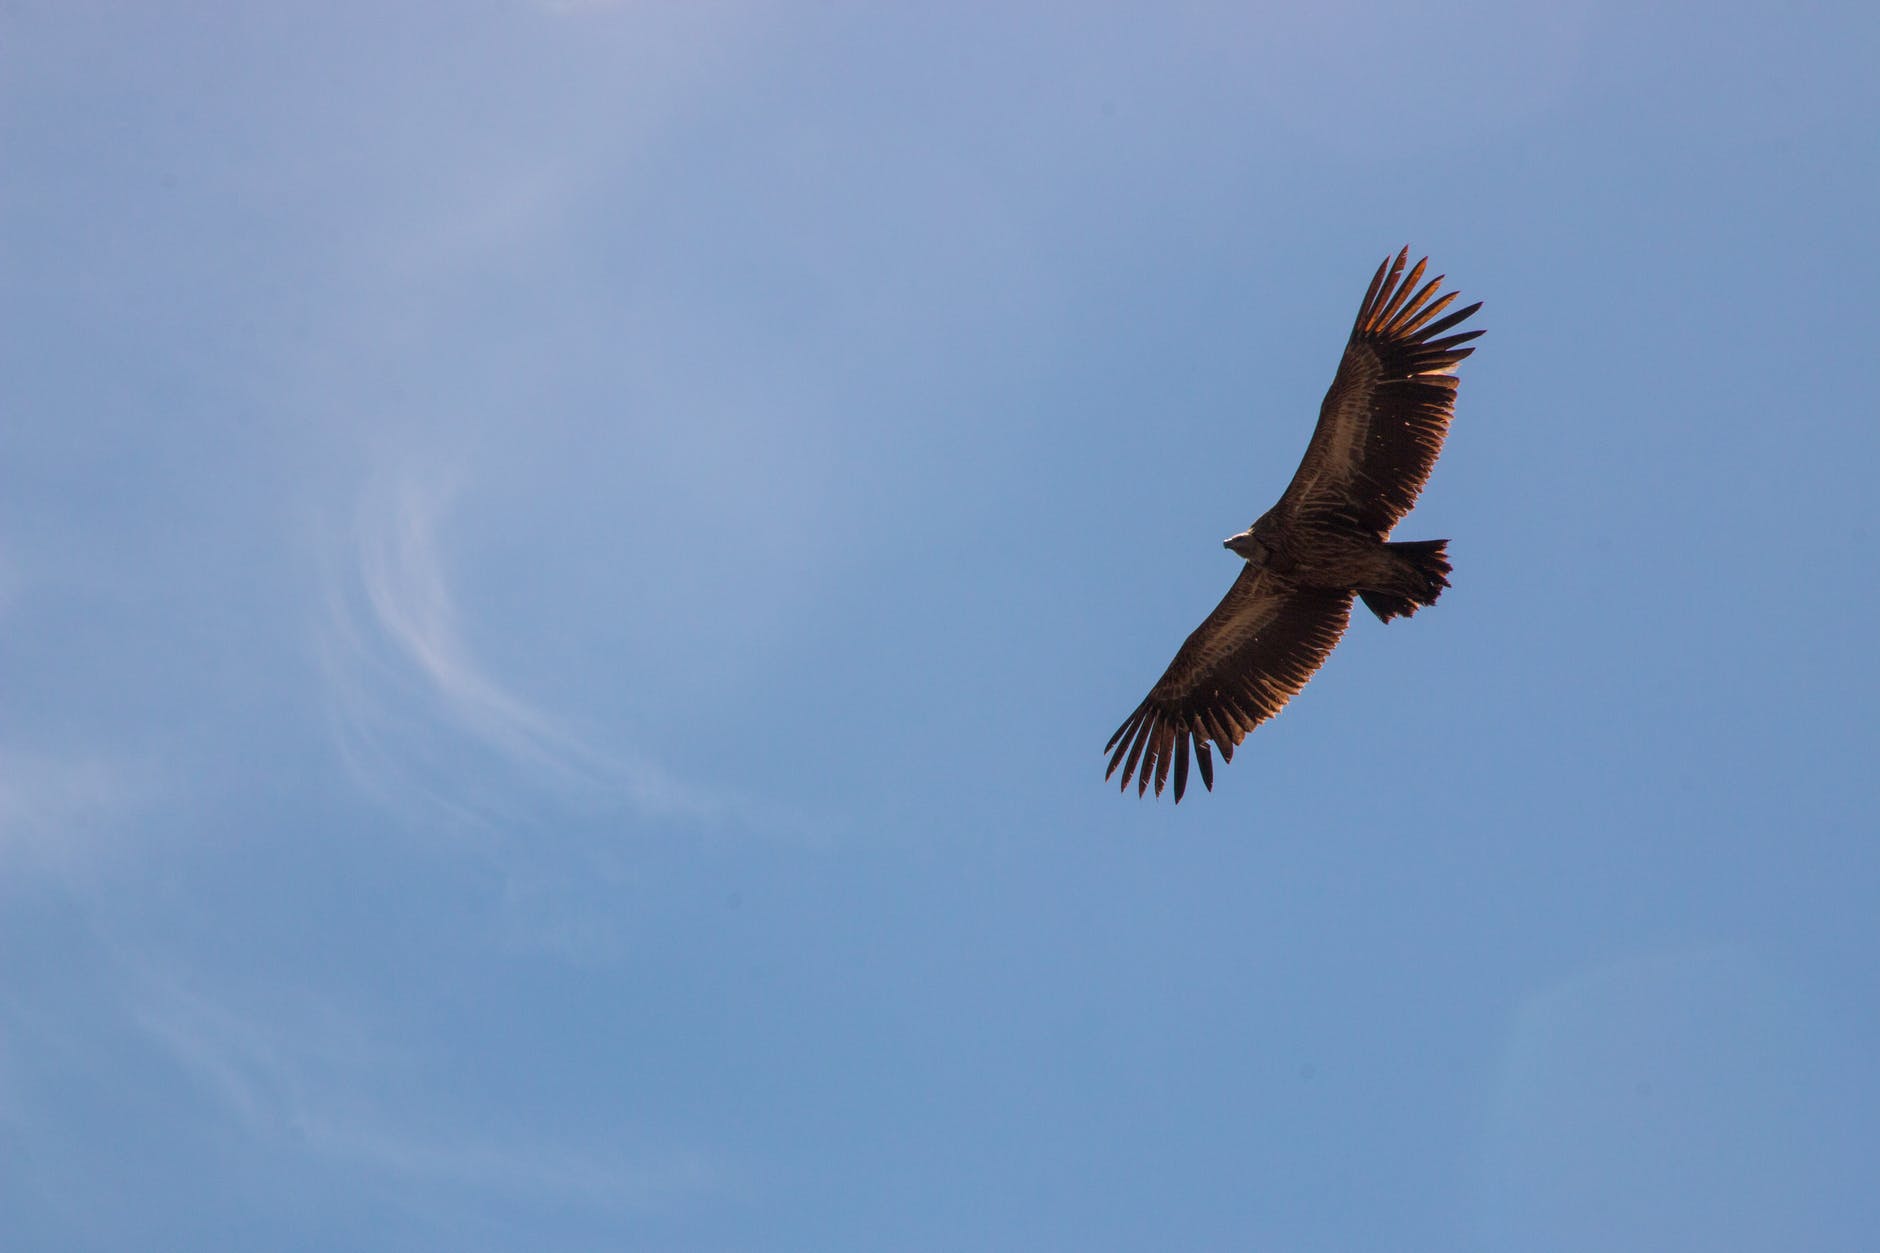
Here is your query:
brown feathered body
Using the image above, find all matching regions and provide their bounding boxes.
[1106,249,1482,802]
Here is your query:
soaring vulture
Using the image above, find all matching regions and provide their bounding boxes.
[1105,249,1482,801]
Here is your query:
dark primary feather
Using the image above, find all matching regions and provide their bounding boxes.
[1105,569,1353,801]
[1278,248,1483,536]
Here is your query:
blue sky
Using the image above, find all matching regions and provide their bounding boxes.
[5,3,1878,1249]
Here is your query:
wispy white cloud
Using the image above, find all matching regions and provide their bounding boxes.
[0,746,150,876]
[129,966,718,1210]
[320,465,719,830]
[259,0,833,867]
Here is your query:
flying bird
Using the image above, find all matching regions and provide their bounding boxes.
[1105,249,1482,801]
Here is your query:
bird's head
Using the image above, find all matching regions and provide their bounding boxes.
[1223,529,1266,564]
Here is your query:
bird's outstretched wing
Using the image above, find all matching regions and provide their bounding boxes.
[1275,249,1483,536]
[1105,568,1353,802]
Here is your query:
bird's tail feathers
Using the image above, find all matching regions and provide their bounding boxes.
[1360,539,1450,623]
